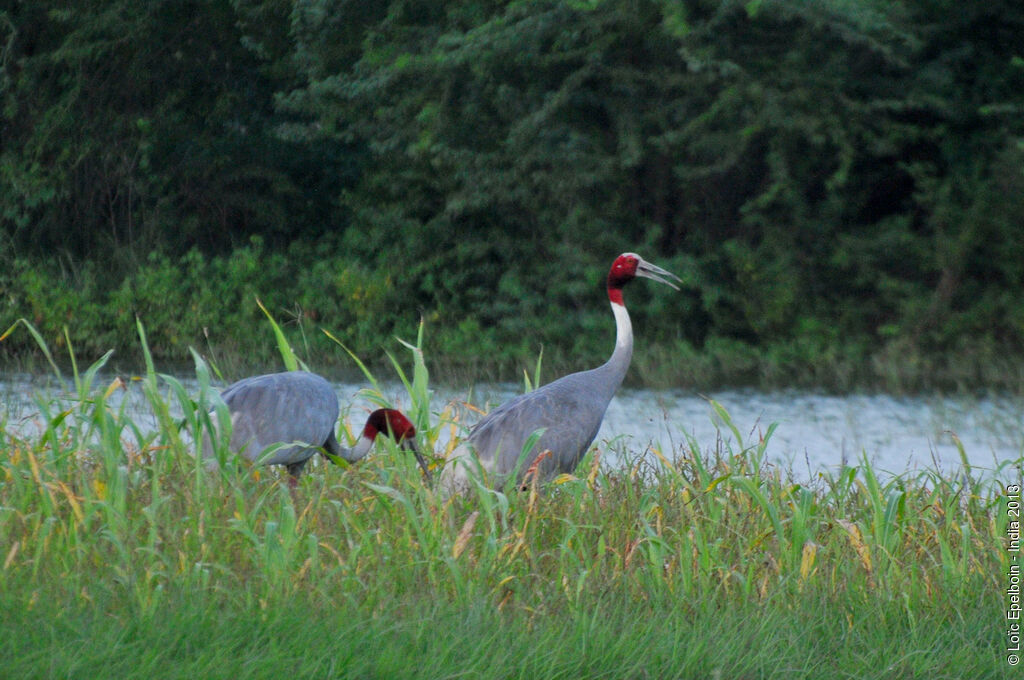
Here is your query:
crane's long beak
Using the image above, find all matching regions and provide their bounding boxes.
[636,259,682,290]
[404,439,433,485]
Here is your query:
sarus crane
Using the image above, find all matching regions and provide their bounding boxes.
[445,252,680,489]
[202,371,430,483]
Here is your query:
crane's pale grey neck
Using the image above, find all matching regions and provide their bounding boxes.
[340,435,374,462]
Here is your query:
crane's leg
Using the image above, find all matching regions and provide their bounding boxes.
[285,461,306,487]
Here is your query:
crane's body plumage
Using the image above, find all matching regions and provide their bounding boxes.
[202,371,427,481]
[212,371,343,473]
[466,304,632,481]
[449,253,679,489]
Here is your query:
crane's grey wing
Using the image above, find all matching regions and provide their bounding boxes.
[469,372,610,480]
[218,372,340,466]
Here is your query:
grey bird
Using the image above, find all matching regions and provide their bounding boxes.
[202,371,430,483]
[446,252,680,488]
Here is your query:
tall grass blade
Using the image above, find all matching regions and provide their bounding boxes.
[392,319,431,430]
[1,318,63,381]
[709,399,744,454]
[523,346,543,392]
[323,329,383,400]
[256,297,307,372]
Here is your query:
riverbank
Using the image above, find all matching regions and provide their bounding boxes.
[4,247,1024,395]
[4,316,1023,395]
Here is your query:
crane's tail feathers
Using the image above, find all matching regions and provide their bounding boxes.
[438,443,498,496]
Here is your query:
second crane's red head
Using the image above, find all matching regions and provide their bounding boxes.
[363,408,416,443]
[362,408,433,483]
[606,252,682,305]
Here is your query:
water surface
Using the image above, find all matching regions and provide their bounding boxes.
[465,383,1023,479]
[3,373,1022,480]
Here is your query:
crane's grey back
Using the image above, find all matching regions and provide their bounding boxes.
[206,371,340,466]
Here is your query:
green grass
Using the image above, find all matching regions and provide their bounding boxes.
[0,585,998,679]
[0,319,1019,678]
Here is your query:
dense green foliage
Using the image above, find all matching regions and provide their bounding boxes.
[3,1,1024,387]
[0,333,1016,677]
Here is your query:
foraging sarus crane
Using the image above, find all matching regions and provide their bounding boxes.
[202,371,430,483]
[446,253,680,488]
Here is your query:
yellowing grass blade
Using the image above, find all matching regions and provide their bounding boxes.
[54,481,84,524]
[705,474,730,493]
[800,540,818,582]
[651,446,674,470]
[453,510,479,559]
[586,452,601,489]
[3,542,19,571]
[103,376,128,400]
[837,519,873,574]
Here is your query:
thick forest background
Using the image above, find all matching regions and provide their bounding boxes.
[2,0,1023,390]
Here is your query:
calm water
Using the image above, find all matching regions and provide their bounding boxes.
[464,384,1024,479]
[3,373,1023,480]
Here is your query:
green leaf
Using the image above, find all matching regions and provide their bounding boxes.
[256,297,307,372]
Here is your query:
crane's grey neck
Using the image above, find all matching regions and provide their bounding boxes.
[602,301,633,385]
[340,435,374,462]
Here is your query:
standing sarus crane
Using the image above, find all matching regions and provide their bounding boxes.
[202,371,430,483]
[446,253,680,489]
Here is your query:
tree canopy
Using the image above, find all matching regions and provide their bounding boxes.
[2,0,1023,386]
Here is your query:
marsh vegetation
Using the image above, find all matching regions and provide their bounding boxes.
[0,324,1017,677]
